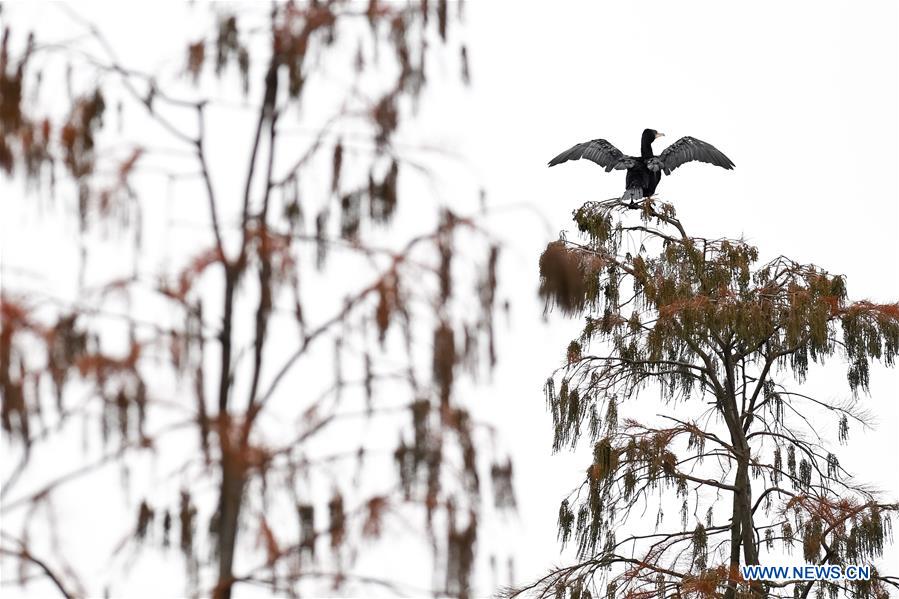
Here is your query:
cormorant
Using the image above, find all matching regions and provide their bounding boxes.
[548,129,734,201]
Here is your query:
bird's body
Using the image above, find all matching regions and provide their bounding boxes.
[548,129,734,201]
[624,162,662,201]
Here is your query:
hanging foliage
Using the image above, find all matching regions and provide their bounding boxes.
[1,3,509,599]
[521,197,899,599]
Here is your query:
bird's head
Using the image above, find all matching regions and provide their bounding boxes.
[643,128,665,145]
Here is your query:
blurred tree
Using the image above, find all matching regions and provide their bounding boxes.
[523,198,898,598]
[1,2,511,598]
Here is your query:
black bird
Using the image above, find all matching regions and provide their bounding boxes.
[548,129,734,201]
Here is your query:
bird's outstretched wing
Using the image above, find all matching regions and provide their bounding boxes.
[547,139,635,172]
[648,136,735,175]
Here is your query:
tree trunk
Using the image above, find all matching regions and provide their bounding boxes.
[214,443,246,599]
[214,266,242,599]
[721,376,763,598]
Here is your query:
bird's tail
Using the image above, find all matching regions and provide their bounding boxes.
[621,187,644,202]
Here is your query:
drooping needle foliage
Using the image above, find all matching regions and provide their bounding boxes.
[1,4,510,599]
[524,198,898,599]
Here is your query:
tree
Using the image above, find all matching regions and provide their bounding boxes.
[522,197,898,598]
[1,3,512,598]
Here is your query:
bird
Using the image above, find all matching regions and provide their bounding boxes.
[548,129,734,201]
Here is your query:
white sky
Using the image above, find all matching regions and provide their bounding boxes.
[461,0,899,591]
[2,1,898,597]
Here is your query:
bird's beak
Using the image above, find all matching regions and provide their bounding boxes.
[655,132,665,139]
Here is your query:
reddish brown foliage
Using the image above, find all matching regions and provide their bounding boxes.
[362,496,388,538]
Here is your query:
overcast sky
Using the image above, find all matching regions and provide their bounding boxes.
[462,0,899,588]
[2,1,898,597]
